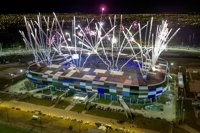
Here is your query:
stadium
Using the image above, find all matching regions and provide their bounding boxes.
[21,13,179,104]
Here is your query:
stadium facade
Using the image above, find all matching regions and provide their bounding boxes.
[26,57,169,104]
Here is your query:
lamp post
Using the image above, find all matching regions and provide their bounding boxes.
[0,43,2,52]
[100,6,105,21]
[101,7,105,15]
[9,73,14,84]
[169,62,174,73]
[178,66,181,72]
[182,108,185,122]
[181,96,184,110]
[6,108,9,122]
[180,96,184,123]
[170,62,174,72]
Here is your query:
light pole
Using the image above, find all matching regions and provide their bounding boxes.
[182,108,185,122]
[0,43,2,52]
[181,96,184,109]
[101,7,105,15]
[9,73,14,84]
[5,108,9,122]
[180,96,184,123]
[170,62,174,72]
[100,6,105,21]
[178,66,181,72]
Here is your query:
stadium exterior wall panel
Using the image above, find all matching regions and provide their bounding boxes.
[26,71,168,99]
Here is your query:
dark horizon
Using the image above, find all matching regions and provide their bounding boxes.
[0,0,200,14]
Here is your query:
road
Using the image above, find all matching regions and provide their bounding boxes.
[0,100,159,133]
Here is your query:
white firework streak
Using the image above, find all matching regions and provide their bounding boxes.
[20,13,180,79]
[151,19,180,70]
[132,17,180,78]
[19,13,59,66]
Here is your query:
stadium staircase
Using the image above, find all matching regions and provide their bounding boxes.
[28,85,53,94]
[54,89,70,105]
[85,93,98,110]
[118,96,134,119]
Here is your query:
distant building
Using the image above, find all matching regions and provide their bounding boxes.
[187,69,200,97]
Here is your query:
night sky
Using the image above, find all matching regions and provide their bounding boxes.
[0,0,199,14]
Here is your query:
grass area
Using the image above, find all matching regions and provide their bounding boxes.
[54,100,70,109]
[23,80,35,90]
[70,103,85,113]
[86,108,127,120]
[111,101,121,106]
[0,93,15,101]
[133,115,171,133]
[0,106,95,133]
[129,104,145,110]
[157,92,171,104]
[0,108,35,132]
[0,122,31,133]
[0,78,10,89]
[93,99,111,105]
[63,95,73,99]
[53,91,64,96]
[18,96,54,106]
[41,89,51,95]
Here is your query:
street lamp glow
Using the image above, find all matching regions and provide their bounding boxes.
[20,69,23,73]
[10,73,14,77]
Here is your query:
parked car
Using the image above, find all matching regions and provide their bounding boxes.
[32,115,40,120]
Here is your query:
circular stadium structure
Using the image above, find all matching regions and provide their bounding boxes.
[20,13,179,104]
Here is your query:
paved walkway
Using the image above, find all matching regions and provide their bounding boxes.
[135,96,176,122]
[92,96,176,122]
[6,79,27,93]
[0,100,159,133]
[64,104,74,111]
